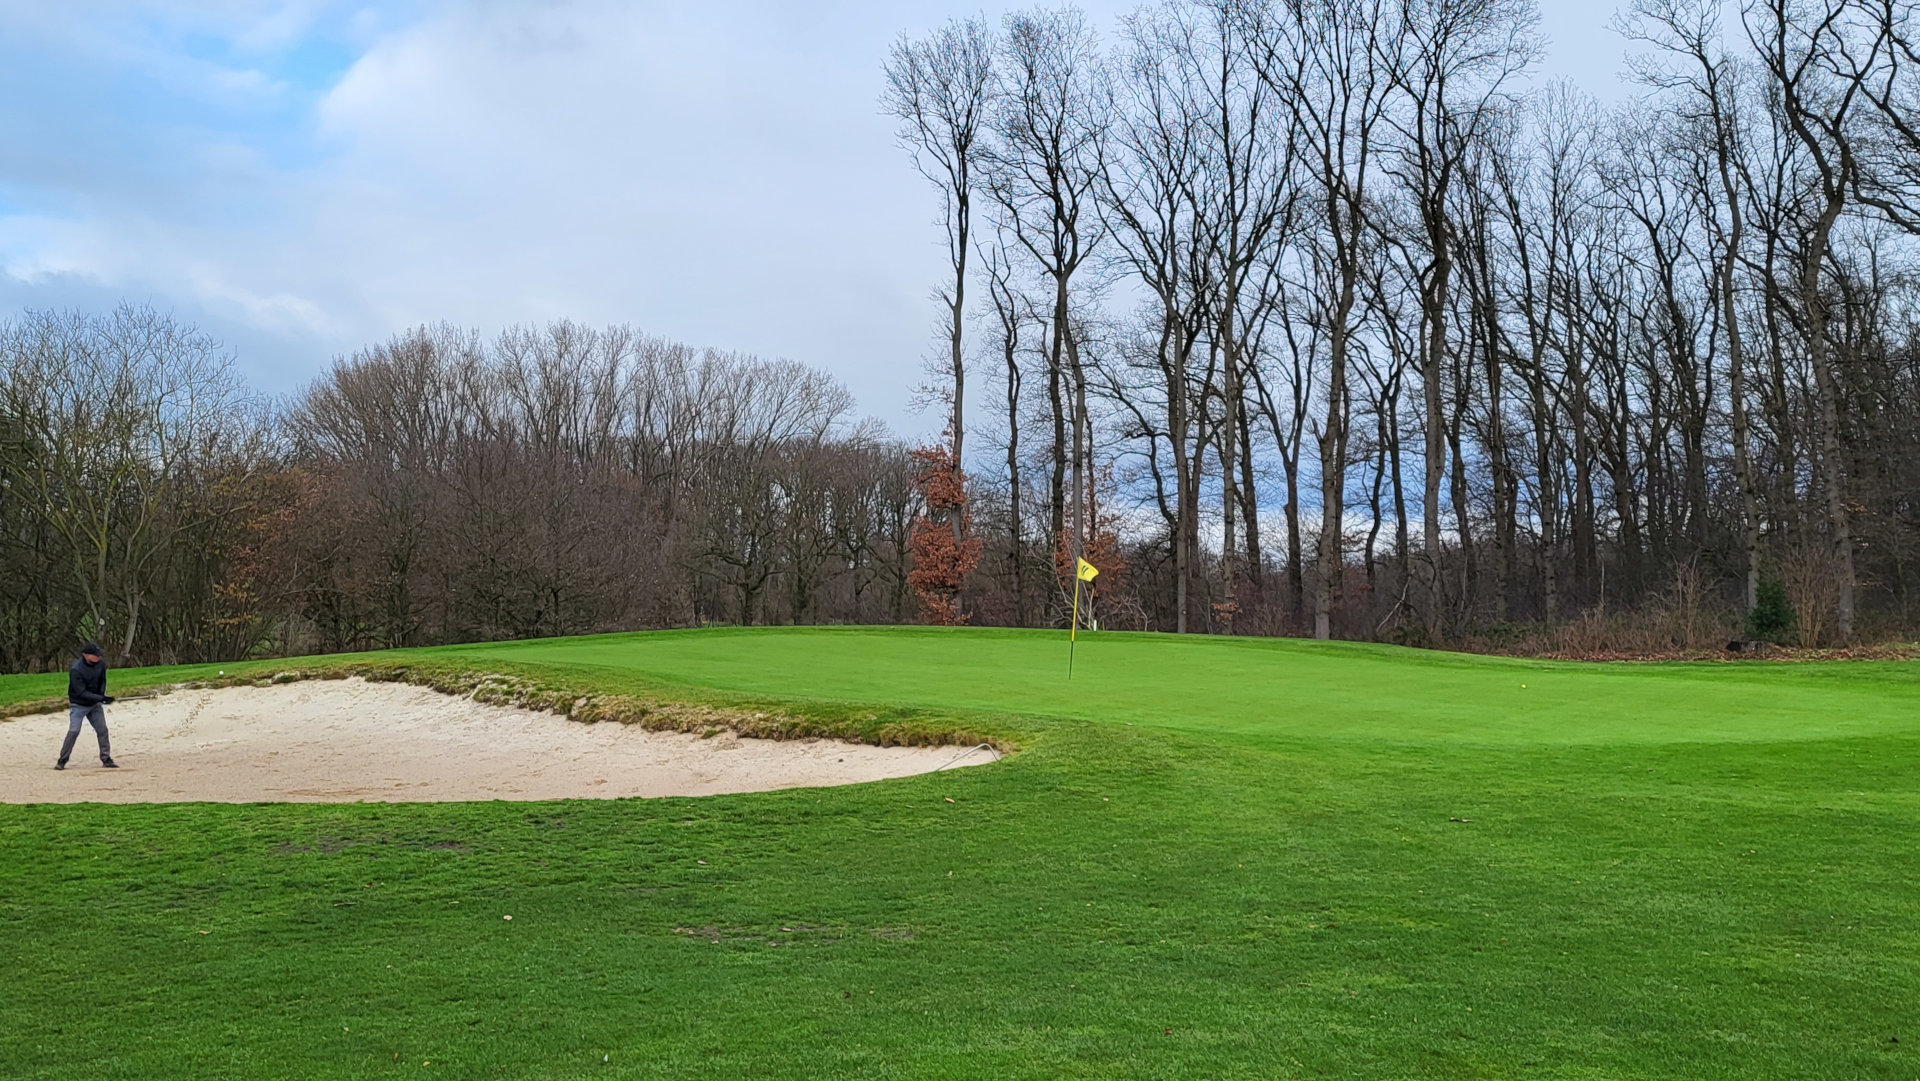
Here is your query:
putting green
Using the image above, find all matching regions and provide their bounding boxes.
[451,626,1920,745]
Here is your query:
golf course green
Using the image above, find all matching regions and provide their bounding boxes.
[2,626,1916,1078]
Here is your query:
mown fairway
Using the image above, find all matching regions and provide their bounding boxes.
[2,627,1917,1079]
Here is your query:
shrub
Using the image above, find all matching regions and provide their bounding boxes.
[1746,577,1797,643]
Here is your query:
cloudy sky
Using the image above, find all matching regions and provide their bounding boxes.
[1,0,1642,434]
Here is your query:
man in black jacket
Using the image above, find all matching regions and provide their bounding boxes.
[58,643,117,770]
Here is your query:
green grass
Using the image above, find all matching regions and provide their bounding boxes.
[1,626,1916,1079]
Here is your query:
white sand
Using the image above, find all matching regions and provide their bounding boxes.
[0,678,996,804]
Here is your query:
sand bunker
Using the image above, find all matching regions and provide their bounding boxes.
[0,678,996,804]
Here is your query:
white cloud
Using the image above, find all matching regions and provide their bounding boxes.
[0,0,1634,422]
[269,0,946,414]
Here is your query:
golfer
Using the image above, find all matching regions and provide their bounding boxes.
[57,642,118,771]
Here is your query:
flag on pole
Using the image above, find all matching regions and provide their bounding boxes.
[1069,557,1098,678]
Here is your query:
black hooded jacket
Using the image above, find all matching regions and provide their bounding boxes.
[68,651,108,707]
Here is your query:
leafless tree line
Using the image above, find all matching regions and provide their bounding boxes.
[1,310,924,670]
[7,0,1920,670]
[888,0,1920,647]
[0,307,282,671]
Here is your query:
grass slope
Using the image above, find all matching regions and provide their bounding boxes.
[1,627,1915,1080]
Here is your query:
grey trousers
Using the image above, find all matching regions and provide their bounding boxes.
[60,705,110,763]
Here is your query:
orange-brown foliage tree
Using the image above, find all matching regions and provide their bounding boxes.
[907,445,982,624]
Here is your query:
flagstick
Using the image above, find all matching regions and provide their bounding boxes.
[1069,574,1080,679]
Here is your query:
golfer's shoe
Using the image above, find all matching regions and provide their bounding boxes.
[100,758,119,768]
[54,760,67,771]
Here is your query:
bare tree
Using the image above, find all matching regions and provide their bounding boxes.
[987,6,1111,615]
[1247,0,1407,639]
[979,232,1036,624]
[1,306,263,662]
[1621,0,1765,613]
[1188,0,1293,623]
[1747,0,1886,639]
[1378,0,1538,633]
[885,17,995,473]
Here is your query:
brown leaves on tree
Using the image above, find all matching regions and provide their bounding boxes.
[1211,599,1240,631]
[1052,464,1129,595]
[1052,528,1127,593]
[907,445,982,625]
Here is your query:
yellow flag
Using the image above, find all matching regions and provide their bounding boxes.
[1076,557,1099,582]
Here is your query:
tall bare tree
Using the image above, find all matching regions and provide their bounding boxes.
[1747,0,1886,640]
[1621,0,1765,613]
[1247,0,1407,639]
[885,17,996,470]
[1382,0,1537,633]
[1106,2,1212,631]
[988,6,1111,595]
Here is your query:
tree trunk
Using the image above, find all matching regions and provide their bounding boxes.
[1067,313,1088,617]
[949,262,967,550]
[1220,343,1239,627]
[1317,297,1354,641]
[1284,453,1303,633]
[1167,311,1193,634]
[1802,209,1856,639]
[1482,321,1512,624]
[1047,286,1068,553]
[1720,161,1760,614]
[1389,393,1410,592]
[1421,252,1449,637]
[1005,332,1025,627]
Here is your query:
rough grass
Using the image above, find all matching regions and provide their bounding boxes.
[1,626,1916,1080]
